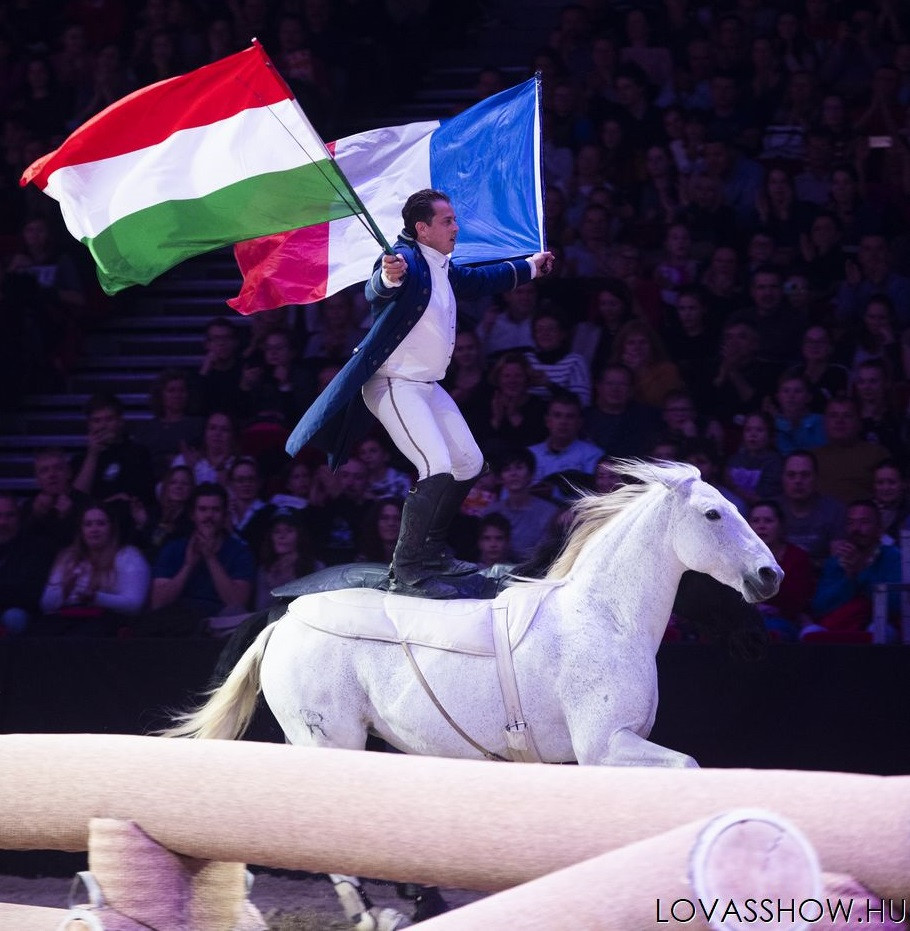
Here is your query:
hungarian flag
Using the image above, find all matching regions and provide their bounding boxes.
[20,41,365,296]
[229,76,545,314]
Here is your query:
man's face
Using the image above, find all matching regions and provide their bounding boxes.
[776,379,810,417]
[545,402,581,444]
[416,199,458,255]
[874,467,903,505]
[782,456,816,501]
[35,454,69,495]
[0,497,19,545]
[751,272,782,312]
[192,495,226,534]
[478,525,509,563]
[500,460,532,492]
[825,402,859,444]
[859,236,888,276]
[503,283,537,321]
[205,325,237,363]
[337,460,369,500]
[846,505,881,551]
[87,407,122,445]
[596,369,632,410]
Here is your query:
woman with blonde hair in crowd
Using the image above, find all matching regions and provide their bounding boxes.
[171,410,238,486]
[134,464,195,559]
[39,502,150,635]
[253,509,322,610]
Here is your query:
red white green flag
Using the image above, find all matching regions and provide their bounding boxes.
[20,41,364,295]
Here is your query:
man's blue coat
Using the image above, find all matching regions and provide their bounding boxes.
[284,231,534,466]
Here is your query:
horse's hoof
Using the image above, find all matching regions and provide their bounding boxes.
[412,887,449,922]
[369,906,412,930]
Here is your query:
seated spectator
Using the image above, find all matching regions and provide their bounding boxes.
[472,351,548,458]
[675,172,738,263]
[307,457,373,566]
[483,449,561,562]
[609,320,683,408]
[593,455,623,495]
[776,450,846,567]
[654,389,725,456]
[834,233,910,329]
[742,265,806,369]
[751,166,816,267]
[441,328,488,408]
[699,244,745,319]
[725,412,784,507]
[659,285,721,401]
[147,482,254,635]
[355,497,403,565]
[71,392,154,540]
[873,459,910,546]
[748,499,815,642]
[839,293,903,378]
[354,434,412,501]
[584,363,659,459]
[851,358,904,459]
[528,392,604,486]
[269,458,314,512]
[772,373,826,455]
[23,447,91,555]
[825,167,886,251]
[653,222,698,309]
[798,211,847,300]
[476,282,537,358]
[196,316,245,416]
[39,502,151,635]
[0,493,54,636]
[525,306,592,406]
[253,508,322,610]
[703,317,777,425]
[239,327,314,427]
[563,202,614,279]
[135,464,195,559]
[701,134,764,224]
[814,397,890,503]
[133,368,204,480]
[810,500,901,638]
[225,456,268,549]
[475,513,512,570]
[787,325,849,413]
[569,278,634,375]
[171,410,239,487]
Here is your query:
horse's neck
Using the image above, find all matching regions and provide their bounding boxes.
[558,501,683,650]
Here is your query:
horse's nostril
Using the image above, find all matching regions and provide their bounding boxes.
[758,566,778,584]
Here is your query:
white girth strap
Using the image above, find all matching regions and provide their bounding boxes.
[491,603,543,763]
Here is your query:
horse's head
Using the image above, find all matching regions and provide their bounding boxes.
[670,476,783,603]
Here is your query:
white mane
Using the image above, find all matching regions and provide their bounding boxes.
[544,459,701,580]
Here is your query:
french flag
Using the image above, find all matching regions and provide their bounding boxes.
[228,76,545,314]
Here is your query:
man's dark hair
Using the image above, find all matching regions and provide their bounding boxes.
[402,189,450,236]
[784,449,819,472]
[479,512,512,537]
[191,481,228,509]
[205,316,237,337]
[546,389,583,414]
[84,391,123,417]
[493,447,536,474]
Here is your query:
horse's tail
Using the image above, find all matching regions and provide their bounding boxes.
[159,621,279,740]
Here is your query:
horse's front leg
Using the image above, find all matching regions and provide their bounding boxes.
[588,727,698,768]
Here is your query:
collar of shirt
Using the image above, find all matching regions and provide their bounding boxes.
[418,242,450,270]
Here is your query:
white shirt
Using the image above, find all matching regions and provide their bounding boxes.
[376,243,457,382]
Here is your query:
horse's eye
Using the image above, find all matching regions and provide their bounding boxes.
[705,509,721,521]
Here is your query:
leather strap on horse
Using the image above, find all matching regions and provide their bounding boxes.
[399,641,510,762]
[491,603,544,763]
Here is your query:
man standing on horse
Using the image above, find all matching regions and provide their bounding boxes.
[365,190,554,596]
[286,189,553,597]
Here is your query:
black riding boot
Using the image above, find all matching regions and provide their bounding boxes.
[424,469,485,577]
[389,474,459,599]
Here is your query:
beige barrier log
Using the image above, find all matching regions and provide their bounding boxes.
[420,810,822,931]
[0,734,908,900]
[0,904,70,930]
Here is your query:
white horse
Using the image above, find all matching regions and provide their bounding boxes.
[167,459,781,764]
[165,460,781,927]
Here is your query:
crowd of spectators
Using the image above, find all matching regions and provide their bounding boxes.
[4,0,910,643]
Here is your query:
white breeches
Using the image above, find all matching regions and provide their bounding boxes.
[362,376,484,481]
